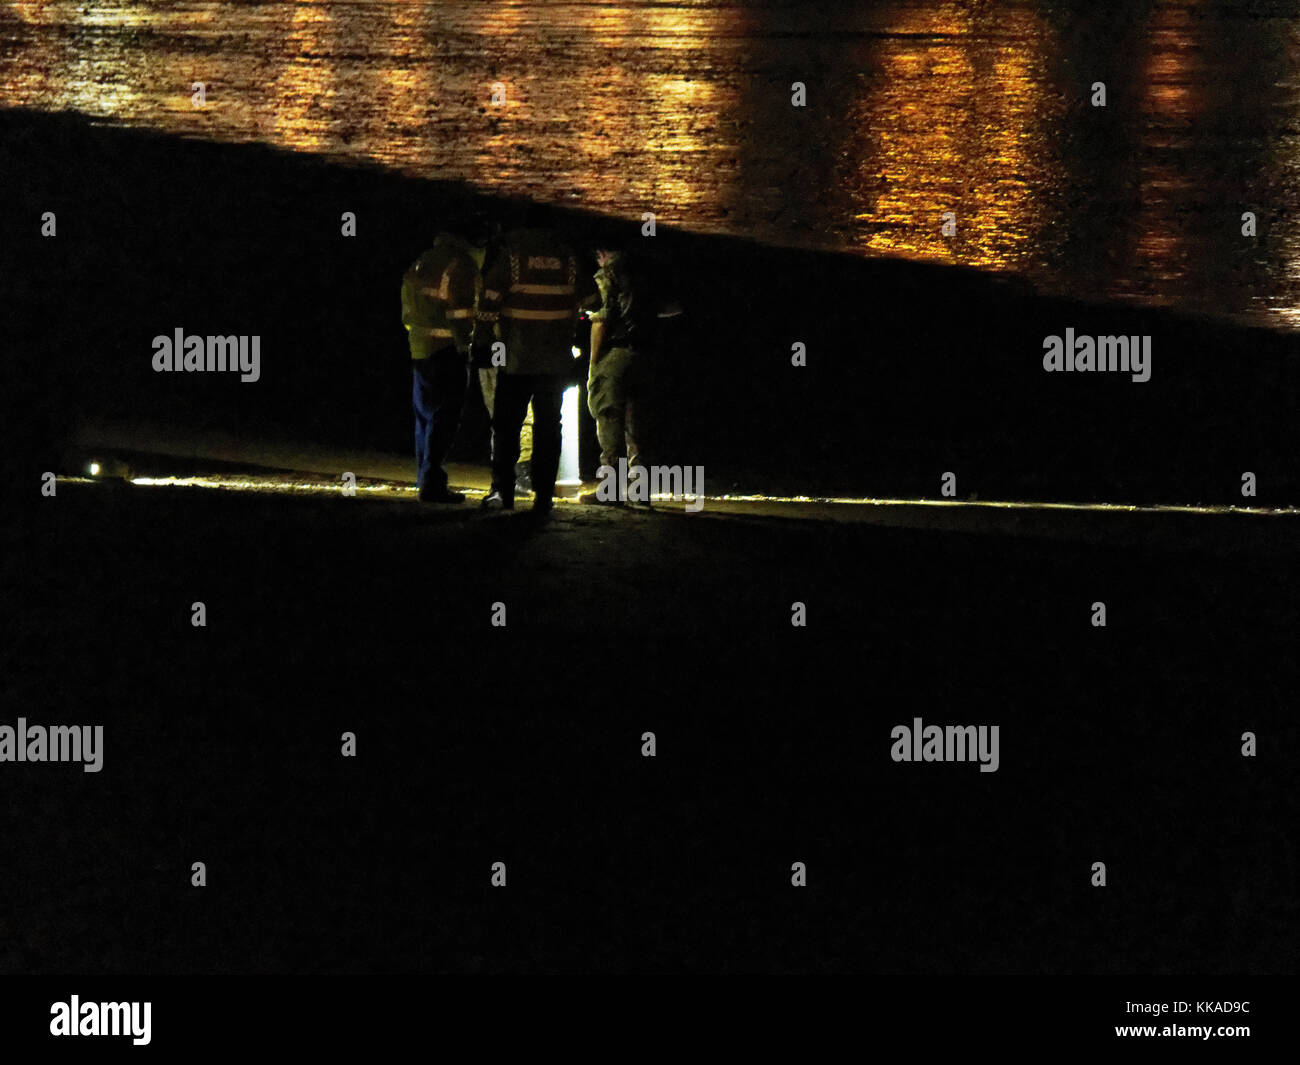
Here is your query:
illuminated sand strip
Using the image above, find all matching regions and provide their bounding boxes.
[56,474,1300,516]
[126,475,410,496]
[711,494,1300,517]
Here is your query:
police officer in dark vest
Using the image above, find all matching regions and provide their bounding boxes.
[472,210,582,516]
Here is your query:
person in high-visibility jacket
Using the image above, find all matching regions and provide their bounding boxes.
[471,224,582,514]
[401,227,485,503]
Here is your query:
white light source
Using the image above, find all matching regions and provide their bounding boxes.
[88,462,100,476]
[558,384,581,486]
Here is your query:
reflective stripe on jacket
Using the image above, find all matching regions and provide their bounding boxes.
[474,228,580,375]
[401,233,481,359]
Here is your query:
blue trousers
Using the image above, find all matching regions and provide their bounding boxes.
[412,348,467,491]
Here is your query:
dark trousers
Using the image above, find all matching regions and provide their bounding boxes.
[492,372,565,504]
[412,348,467,491]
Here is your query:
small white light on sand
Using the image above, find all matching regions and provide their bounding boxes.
[571,346,581,359]
[88,462,100,476]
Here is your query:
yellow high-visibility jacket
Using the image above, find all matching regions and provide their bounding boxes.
[401,233,481,359]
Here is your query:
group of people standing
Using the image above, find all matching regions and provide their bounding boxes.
[400,208,656,517]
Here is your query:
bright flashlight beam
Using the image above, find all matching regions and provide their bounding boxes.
[558,385,581,486]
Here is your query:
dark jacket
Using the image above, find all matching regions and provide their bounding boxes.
[473,228,581,375]
[589,251,655,351]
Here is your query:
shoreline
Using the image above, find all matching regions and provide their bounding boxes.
[4,106,1298,505]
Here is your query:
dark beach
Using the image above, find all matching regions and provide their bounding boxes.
[1,109,1297,979]
[4,107,1300,505]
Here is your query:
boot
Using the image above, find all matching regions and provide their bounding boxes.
[419,485,465,504]
[514,461,533,495]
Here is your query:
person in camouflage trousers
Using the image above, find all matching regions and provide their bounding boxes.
[580,246,655,505]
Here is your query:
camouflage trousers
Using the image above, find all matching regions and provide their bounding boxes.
[587,345,644,469]
[478,367,533,464]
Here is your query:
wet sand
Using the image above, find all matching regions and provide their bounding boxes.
[2,477,1296,973]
